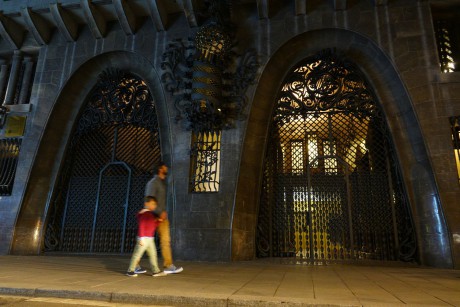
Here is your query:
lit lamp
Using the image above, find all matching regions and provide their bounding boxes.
[0,105,7,129]
[190,22,231,131]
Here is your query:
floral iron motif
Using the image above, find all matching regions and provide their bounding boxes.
[160,0,258,132]
[276,49,376,124]
[76,69,158,135]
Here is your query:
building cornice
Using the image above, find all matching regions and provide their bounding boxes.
[0,0,400,52]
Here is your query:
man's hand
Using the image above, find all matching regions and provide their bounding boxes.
[138,239,144,246]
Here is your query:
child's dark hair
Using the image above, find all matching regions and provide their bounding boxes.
[144,195,157,203]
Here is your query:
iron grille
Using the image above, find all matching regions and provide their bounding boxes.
[190,130,221,192]
[257,50,416,263]
[0,138,21,196]
[44,69,161,253]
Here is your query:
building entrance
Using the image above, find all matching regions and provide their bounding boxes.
[256,50,416,262]
[44,70,161,253]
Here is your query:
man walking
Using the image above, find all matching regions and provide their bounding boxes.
[144,161,183,274]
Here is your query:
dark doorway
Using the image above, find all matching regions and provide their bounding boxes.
[256,50,416,262]
[44,69,161,253]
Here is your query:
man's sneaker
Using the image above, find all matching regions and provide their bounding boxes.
[126,271,138,277]
[153,271,167,277]
[164,264,183,274]
[134,266,147,274]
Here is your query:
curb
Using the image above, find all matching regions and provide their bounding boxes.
[0,287,361,307]
[0,287,35,296]
[0,287,111,302]
[111,292,228,306]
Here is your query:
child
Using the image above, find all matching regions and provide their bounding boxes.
[126,196,166,277]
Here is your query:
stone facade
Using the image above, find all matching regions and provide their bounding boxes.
[0,0,459,268]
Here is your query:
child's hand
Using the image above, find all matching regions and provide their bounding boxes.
[158,218,163,222]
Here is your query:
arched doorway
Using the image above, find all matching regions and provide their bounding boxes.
[44,69,161,253]
[256,50,416,262]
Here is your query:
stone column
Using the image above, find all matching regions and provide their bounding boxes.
[0,60,8,105]
[18,57,34,105]
[4,50,22,105]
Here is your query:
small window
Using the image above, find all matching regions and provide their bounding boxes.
[190,130,221,192]
[291,140,304,173]
[432,4,460,73]
[323,140,338,174]
[307,133,319,168]
[449,116,460,184]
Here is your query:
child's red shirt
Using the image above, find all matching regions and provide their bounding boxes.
[136,211,159,237]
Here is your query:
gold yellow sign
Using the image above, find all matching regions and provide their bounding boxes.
[5,116,27,137]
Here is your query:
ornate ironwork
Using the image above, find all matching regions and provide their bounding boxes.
[0,138,21,195]
[77,69,158,133]
[276,49,376,122]
[44,69,161,253]
[257,50,417,263]
[190,130,221,192]
[160,1,258,132]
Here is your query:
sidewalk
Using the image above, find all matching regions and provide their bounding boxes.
[0,255,459,307]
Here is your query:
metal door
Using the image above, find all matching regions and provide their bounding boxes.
[44,70,161,253]
[256,50,416,262]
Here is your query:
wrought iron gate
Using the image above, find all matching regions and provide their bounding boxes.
[256,50,416,262]
[44,69,161,253]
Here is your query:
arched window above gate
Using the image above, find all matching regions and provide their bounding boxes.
[273,50,383,175]
[76,69,159,135]
[276,49,376,124]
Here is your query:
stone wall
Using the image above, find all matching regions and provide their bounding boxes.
[0,0,459,268]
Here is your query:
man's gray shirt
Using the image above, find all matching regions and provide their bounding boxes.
[145,175,166,215]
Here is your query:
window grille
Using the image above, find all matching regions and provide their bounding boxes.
[190,130,221,192]
[0,138,21,195]
[449,116,460,184]
[432,5,460,73]
[290,140,304,173]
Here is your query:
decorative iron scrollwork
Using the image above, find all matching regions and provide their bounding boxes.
[161,1,258,132]
[276,49,376,123]
[77,69,157,135]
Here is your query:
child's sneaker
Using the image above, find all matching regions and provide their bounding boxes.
[153,271,167,277]
[134,266,147,274]
[126,271,138,277]
[164,264,183,274]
